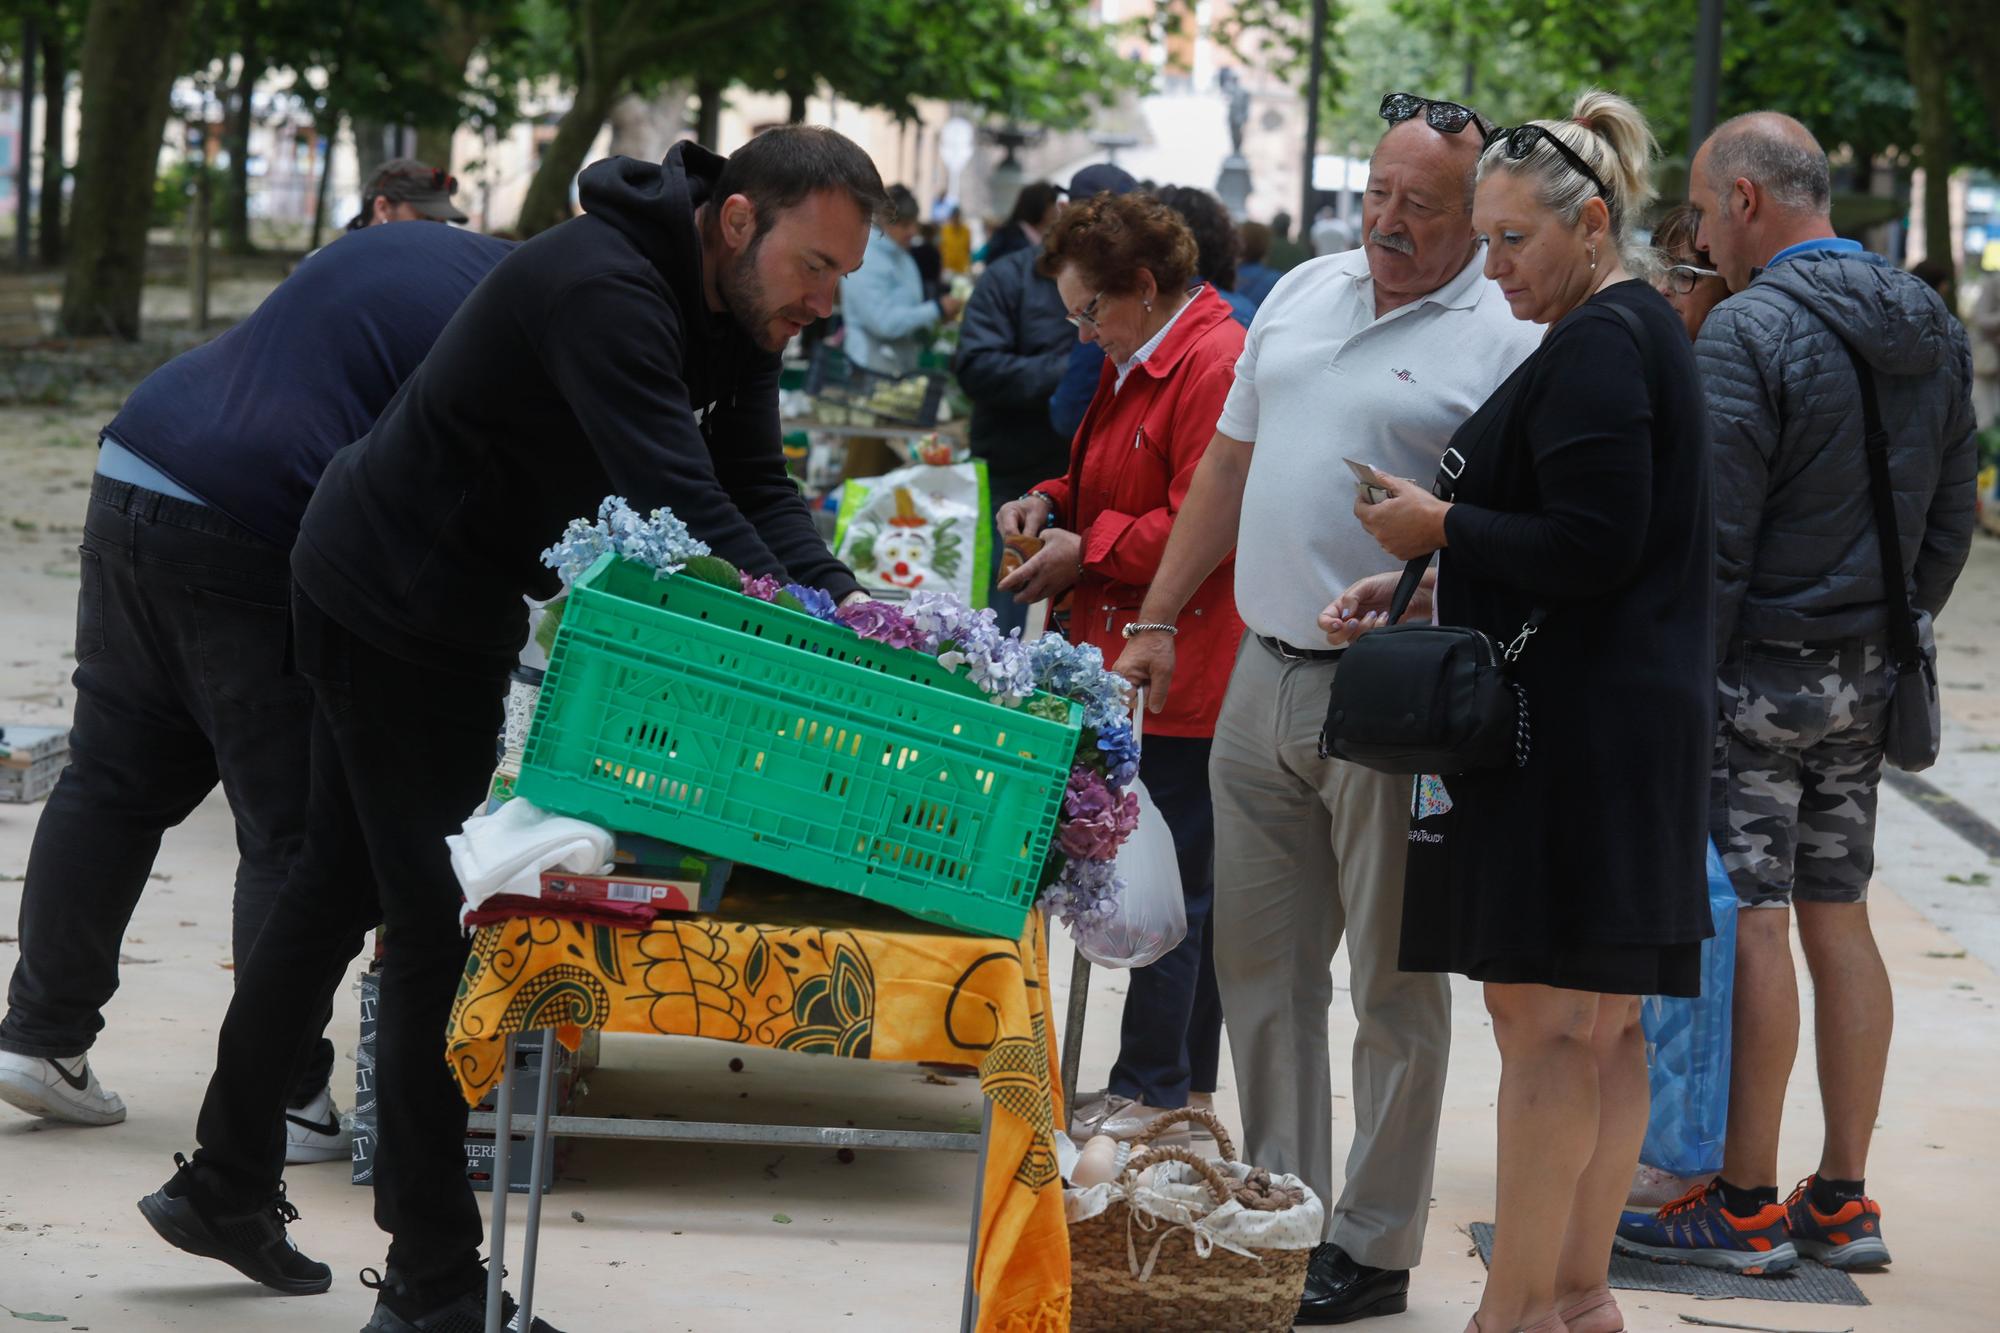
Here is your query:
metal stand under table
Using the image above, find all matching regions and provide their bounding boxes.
[473,1031,994,1333]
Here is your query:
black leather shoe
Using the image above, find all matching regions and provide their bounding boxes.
[1295,1242,1410,1325]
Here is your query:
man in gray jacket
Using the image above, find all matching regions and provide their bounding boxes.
[1617,112,1976,1275]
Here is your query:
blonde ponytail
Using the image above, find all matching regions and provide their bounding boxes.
[1478,87,1659,259]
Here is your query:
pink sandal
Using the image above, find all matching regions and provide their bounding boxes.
[1467,1314,1570,1333]
[1557,1285,1622,1332]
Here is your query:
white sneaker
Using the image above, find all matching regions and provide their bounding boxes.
[0,1050,127,1125]
[284,1085,350,1165]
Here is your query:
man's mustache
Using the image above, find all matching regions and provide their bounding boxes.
[1368,229,1415,255]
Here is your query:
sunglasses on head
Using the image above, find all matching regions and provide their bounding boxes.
[1379,92,1494,143]
[386,166,457,195]
[1491,125,1613,204]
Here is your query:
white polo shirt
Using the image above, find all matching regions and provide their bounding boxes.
[1217,247,1541,646]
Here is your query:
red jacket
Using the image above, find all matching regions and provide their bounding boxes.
[1034,285,1247,737]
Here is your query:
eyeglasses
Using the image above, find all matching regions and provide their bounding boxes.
[1492,125,1612,204]
[1065,290,1107,330]
[1379,92,1494,143]
[1660,263,1721,295]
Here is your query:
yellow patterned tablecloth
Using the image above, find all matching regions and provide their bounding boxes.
[446,877,1070,1333]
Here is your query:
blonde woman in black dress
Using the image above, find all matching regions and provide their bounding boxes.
[1327,90,1713,1333]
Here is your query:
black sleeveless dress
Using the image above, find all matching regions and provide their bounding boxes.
[1398,281,1712,996]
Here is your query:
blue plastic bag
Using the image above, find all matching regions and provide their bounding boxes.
[1638,840,1738,1177]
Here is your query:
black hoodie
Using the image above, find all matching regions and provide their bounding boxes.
[294,143,859,674]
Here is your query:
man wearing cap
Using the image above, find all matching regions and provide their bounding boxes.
[348,157,469,230]
[954,162,1135,632]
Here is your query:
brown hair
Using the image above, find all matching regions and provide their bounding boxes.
[1037,192,1198,296]
[1650,202,1711,267]
[1239,220,1271,264]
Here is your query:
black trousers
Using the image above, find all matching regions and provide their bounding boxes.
[192,587,506,1288]
[0,478,332,1103]
[1108,733,1223,1107]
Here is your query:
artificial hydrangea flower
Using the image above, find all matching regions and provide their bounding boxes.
[1027,633,1134,733]
[739,572,785,603]
[908,591,1035,704]
[1040,857,1123,931]
[1057,764,1141,862]
[541,496,711,584]
[784,583,838,622]
[1092,720,1143,789]
[834,599,929,650]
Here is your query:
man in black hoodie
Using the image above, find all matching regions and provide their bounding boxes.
[139,128,883,1331]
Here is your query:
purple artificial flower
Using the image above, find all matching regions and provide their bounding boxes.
[740,572,785,603]
[1058,764,1141,862]
[834,598,929,650]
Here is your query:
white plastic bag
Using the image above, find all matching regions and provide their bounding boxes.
[833,460,991,606]
[1075,777,1186,968]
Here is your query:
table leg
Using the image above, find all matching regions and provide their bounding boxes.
[485,1034,515,1333]
[959,1098,993,1333]
[518,1028,559,1330]
[1060,947,1091,1117]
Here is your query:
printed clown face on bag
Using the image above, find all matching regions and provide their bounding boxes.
[839,474,974,603]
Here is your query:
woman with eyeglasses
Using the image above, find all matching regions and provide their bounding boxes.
[1329,90,1714,1333]
[1651,203,1729,340]
[995,192,1247,1142]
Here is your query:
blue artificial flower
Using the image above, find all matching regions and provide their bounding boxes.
[542,496,711,585]
[784,583,839,622]
[1094,720,1143,789]
[1039,857,1124,931]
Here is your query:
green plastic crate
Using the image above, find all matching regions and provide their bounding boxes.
[516,554,1081,937]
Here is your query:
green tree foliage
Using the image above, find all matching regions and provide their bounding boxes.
[509,0,1150,236]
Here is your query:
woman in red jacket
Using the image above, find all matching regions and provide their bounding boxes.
[997,192,1247,1138]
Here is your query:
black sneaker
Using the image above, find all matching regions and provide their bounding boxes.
[359,1266,564,1333]
[137,1152,333,1295]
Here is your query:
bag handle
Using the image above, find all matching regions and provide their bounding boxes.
[1120,1144,1236,1210]
[1129,1106,1237,1162]
[1836,336,1924,676]
[1380,450,1545,657]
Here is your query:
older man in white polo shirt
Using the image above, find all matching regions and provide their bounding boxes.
[1117,96,1540,1325]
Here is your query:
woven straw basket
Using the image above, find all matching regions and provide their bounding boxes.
[1068,1109,1317,1333]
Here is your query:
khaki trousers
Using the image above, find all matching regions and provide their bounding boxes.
[1209,636,1451,1267]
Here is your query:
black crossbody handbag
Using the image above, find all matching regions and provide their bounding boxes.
[1316,443,1542,775]
[1316,299,1661,774]
[1838,335,1941,772]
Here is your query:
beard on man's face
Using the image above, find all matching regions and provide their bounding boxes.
[718,243,790,352]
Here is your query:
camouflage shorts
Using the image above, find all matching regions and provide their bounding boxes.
[1712,639,1892,909]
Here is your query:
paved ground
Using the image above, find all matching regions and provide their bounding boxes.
[1,346,1997,1329]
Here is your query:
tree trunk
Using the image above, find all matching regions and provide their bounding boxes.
[606,81,693,163]
[515,74,616,237]
[1905,0,1956,296]
[787,84,809,125]
[694,78,722,148]
[410,0,493,173]
[57,0,198,339]
[309,116,336,250]
[39,22,66,267]
[222,42,260,255]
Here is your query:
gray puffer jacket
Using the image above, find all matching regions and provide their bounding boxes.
[1697,248,1977,658]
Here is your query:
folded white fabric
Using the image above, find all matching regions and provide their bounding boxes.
[448,796,615,920]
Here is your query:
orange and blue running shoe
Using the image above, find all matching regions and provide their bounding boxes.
[1784,1176,1891,1270]
[1614,1179,1799,1275]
